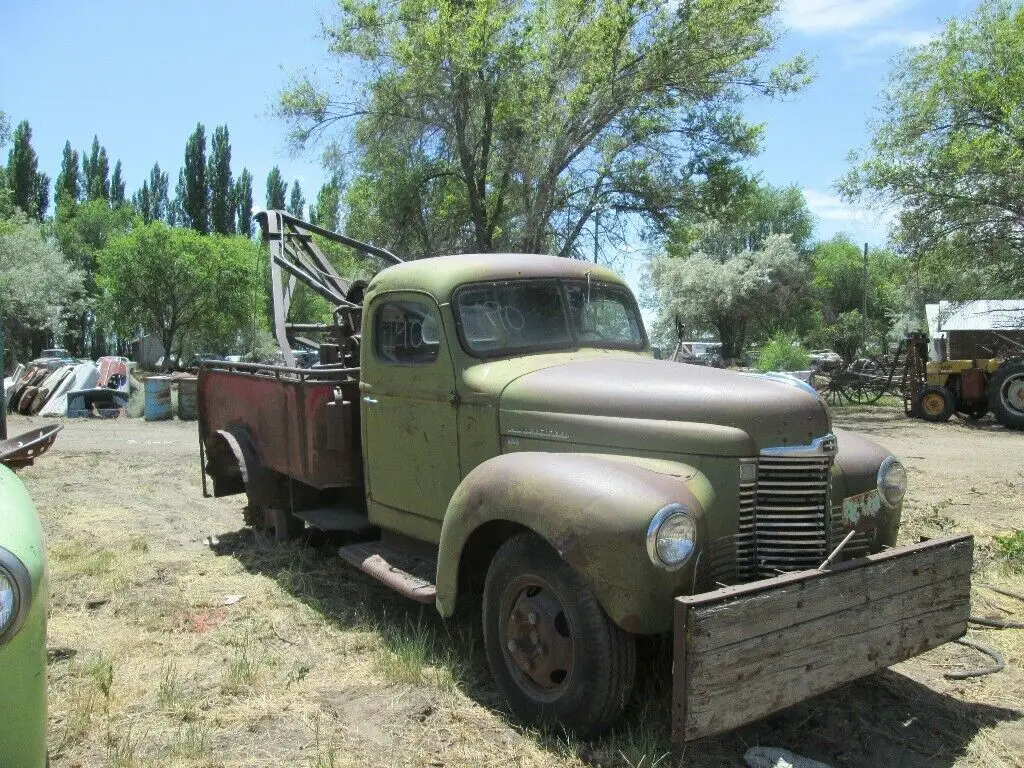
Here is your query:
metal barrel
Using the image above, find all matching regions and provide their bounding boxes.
[176,377,198,420]
[143,376,172,421]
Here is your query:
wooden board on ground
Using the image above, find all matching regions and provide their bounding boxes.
[672,534,974,742]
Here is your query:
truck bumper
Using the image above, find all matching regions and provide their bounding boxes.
[671,534,973,742]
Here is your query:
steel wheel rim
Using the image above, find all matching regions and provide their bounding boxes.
[1001,374,1024,416]
[498,574,575,700]
[921,392,946,416]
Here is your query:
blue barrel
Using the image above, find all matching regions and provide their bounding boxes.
[144,376,172,421]
[176,377,198,420]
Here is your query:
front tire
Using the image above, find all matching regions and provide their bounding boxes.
[482,533,636,735]
[990,360,1024,429]
[917,385,954,422]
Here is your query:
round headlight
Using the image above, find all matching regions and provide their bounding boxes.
[878,456,908,508]
[0,569,16,635]
[647,505,697,570]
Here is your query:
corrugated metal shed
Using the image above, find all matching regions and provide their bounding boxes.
[926,300,1024,332]
[925,300,1024,360]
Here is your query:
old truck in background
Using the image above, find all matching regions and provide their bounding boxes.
[198,211,973,740]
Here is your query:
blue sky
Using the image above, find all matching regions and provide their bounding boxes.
[1,0,978,269]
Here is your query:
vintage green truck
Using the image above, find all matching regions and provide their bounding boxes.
[0,424,60,768]
[198,211,973,740]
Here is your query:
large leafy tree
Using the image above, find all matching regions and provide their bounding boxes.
[805,235,904,359]
[266,166,287,209]
[310,175,342,232]
[6,120,49,220]
[669,171,814,258]
[650,231,807,359]
[98,223,262,359]
[54,199,133,356]
[841,0,1024,295]
[235,168,254,237]
[208,124,234,234]
[279,0,809,259]
[1,212,83,360]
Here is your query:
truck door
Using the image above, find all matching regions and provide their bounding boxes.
[360,294,460,537]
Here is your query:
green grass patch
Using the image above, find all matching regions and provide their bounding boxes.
[993,530,1024,572]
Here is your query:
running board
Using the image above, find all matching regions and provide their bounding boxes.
[337,542,437,604]
[294,505,372,533]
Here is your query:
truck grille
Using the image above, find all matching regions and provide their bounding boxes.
[752,452,832,575]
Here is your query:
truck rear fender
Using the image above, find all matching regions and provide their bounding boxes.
[204,428,254,498]
[205,427,279,507]
[436,451,714,634]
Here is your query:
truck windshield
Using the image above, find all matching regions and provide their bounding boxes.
[453,278,645,357]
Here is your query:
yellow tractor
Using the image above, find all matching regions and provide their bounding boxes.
[903,333,1024,428]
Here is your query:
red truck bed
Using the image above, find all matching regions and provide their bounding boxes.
[198,361,362,493]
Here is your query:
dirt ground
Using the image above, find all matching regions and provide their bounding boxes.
[7,406,1024,768]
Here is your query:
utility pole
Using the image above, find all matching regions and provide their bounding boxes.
[862,241,869,353]
[593,206,600,264]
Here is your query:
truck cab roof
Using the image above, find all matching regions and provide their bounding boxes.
[365,253,627,304]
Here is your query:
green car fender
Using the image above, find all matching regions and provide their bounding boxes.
[435,451,714,635]
[0,465,48,768]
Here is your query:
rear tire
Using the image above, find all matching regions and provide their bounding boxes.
[990,360,1024,429]
[917,385,954,422]
[482,533,636,735]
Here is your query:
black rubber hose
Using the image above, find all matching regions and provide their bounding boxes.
[944,638,1005,680]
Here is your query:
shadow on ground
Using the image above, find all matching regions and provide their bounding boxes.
[210,527,1021,768]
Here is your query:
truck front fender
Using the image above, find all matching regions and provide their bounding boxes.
[436,452,714,634]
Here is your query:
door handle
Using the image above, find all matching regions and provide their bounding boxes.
[362,396,378,405]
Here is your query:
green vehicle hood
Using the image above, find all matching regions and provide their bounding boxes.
[0,465,45,581]
[499,358,831,454]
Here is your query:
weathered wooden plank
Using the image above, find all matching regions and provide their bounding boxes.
[689,544,973,650]
[692,582,969,679]
[672,535,973,742]
[682,534,973,610]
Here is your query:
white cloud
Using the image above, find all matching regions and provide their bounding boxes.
[803,189,898,243]
[859,28,938,49]
[803,189,861,222]
[780,0,918,34]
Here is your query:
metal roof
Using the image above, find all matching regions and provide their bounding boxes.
[925,300,1024,334]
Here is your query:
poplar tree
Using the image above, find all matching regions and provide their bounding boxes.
[110,161,126,207]
[181,123,209,233]
[234,168,254,237]
[82,136,110,202]
[6,120,48,220]
[56,141,80,212]
[287,179,305,218]
[208,124,234,234]
[266,166,286,209]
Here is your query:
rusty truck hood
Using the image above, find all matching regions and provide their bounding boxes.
[499,358,830,455]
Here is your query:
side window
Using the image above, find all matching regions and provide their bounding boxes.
[374,300,440,365]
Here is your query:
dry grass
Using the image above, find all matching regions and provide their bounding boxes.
[8,413,1023,767]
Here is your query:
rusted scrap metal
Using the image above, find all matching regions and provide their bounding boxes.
[0,424,63,469]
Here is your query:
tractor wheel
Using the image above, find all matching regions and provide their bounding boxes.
[990,359,1024,429]
[917,385,954,422]
[482,533,636,736]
